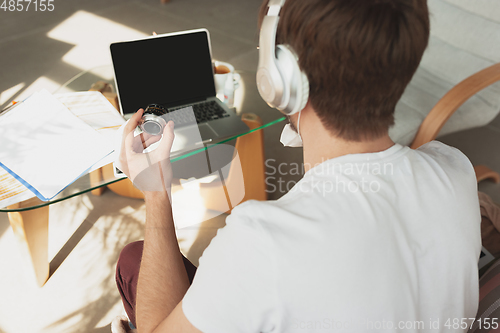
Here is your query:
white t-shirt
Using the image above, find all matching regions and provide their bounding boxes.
[183,141,481,332]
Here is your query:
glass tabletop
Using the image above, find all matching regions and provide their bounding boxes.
[0,64,285,212]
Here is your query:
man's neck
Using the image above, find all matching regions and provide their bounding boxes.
[298,108,395,172]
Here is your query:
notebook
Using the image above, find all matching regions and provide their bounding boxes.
[110,28,249,154]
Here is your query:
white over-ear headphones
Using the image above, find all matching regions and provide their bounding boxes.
[257,0,310,115]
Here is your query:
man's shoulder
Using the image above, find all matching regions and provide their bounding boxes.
[416,141,473,169]
[229,198,294,224]
[411,141,476,181]
[227,195,305,234]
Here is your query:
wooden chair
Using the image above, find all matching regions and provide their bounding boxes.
[409,63,500,183]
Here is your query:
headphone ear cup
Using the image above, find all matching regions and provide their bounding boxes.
[275,45,309,115]
[298,70,310,111]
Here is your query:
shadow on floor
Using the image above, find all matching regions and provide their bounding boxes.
[0,219,9,239]
[49,217,95,278]
[44,191,146,333]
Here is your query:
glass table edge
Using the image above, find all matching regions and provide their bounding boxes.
[0,116,286,212]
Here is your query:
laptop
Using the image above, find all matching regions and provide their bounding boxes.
[110,29,249,154]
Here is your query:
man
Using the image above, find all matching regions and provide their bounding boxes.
[115,0,481,332]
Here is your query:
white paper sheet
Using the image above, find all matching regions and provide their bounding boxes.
[55,91,125,140]
[55,91,126,172]
[0,89,114,201]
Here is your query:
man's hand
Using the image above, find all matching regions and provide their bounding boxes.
[118,109,175,193]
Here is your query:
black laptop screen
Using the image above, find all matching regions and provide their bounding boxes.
[110,30,216,114]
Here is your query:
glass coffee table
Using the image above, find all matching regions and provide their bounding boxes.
[0,64,285,286]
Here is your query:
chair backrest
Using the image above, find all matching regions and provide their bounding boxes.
[391,0,500,146]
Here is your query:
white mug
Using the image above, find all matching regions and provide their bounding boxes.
[213,61,240,108]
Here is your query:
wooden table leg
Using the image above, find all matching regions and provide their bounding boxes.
[88,82,119,197]
[7,197,49,287]
[199,113,267,213]
[90,167,105,196]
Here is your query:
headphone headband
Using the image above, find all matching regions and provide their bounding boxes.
[267,0,286,15]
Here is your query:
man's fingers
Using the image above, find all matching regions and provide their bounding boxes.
[131,133,162,152]
[122,109,144,152]
[126,119,173,159]
[144,136,162,147]
[140,132,158,143]
[137,133,162,150]
[139,132,162,147]
[158,121,175,154]
[124,109,144,135]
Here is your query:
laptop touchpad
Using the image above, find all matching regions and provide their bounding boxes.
[171,124,218,152]
[198,123,218,139]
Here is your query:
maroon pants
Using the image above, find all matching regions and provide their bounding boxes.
[115,241,197,328]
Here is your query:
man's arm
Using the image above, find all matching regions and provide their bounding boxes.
[135,191,193,332]
[119,110,200,333]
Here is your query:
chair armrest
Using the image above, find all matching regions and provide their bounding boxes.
[410,62,500,149]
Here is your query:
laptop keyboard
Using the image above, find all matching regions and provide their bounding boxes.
[169,101,230,126]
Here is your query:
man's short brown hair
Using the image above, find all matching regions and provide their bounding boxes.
[259,0,430,141]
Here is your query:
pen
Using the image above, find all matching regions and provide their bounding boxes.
[0,101,22,118]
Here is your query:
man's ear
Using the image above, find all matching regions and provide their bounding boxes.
[298,99,313,119]
[301,99,313,113]
[304,99,311,110]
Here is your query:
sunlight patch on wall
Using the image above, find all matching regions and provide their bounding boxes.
[47,11,148,79]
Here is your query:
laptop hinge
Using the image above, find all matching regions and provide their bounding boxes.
[163,96,209,109]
